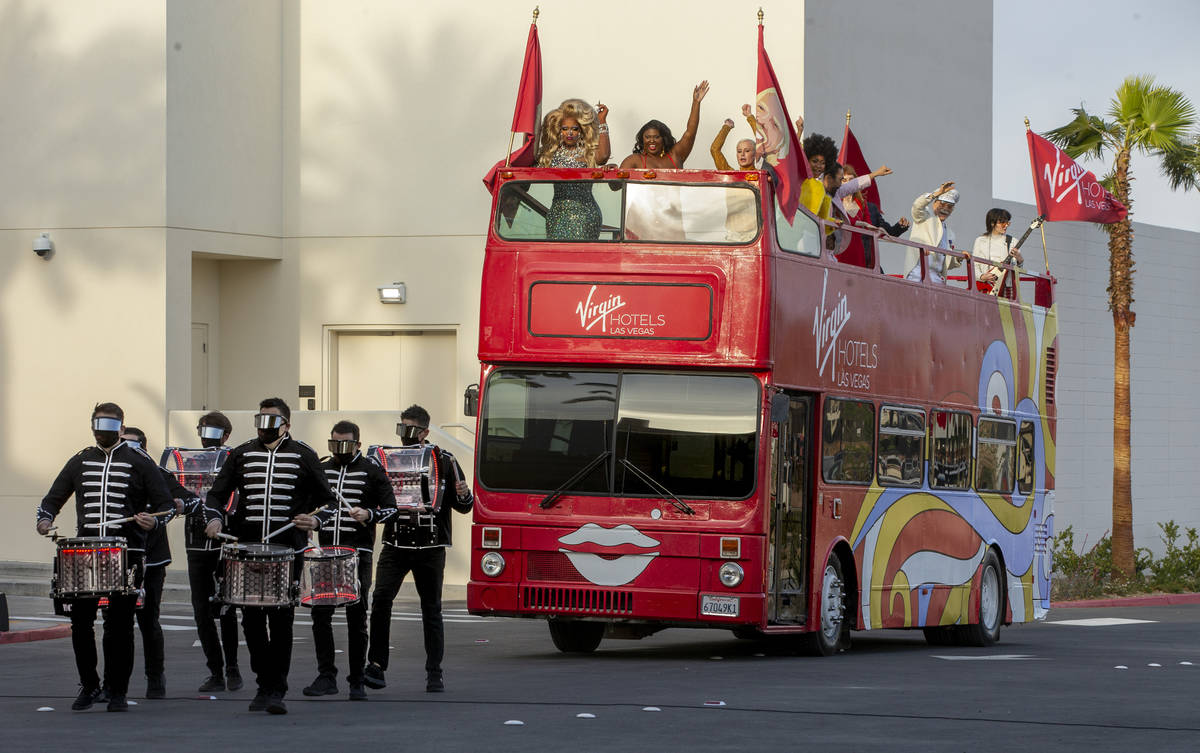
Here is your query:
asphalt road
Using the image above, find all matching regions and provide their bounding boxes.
[1,595,1197,752]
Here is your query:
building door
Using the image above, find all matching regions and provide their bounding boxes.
[333,330,457,420]
[191,323,209,410]
[768,392,813,624]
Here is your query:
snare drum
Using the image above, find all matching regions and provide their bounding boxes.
[52,537,132,599]
[299,546,360,608]
[218,543,297,607]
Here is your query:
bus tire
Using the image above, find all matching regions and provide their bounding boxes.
[806,554,849,656]
[548,620,605,653]
[960,549,1004,647]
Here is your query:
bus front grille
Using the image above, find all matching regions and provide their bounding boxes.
[526,551,588,582]
[522,586,634,615]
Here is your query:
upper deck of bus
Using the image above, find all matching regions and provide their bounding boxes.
[482,166,1057,409]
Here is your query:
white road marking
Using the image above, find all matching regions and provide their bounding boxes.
[933,654,1044,661]
[1048,618,1156,627]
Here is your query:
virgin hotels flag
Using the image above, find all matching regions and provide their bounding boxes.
[1027,131,1127,223]
[483,21,542,193]
[756,25,810,222]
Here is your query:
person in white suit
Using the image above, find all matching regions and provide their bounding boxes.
[905,181,959,283]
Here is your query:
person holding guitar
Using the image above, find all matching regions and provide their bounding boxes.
[973,209,1042,294]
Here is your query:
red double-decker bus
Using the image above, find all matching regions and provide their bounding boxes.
[466,165,1056,655]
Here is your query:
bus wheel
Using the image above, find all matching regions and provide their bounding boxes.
[807,555,849,656]
[960,549,1004,647]
[548,620,605,653]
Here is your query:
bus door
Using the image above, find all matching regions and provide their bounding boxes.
[768,392,813,624]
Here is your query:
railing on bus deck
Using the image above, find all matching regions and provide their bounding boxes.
[807,214,1054,309]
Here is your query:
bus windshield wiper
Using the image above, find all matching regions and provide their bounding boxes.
[539,451,611,509]
[619,458,694,515]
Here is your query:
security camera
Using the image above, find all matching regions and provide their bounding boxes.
[33,233,54,259]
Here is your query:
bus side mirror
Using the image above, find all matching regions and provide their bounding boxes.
[770,392,790,423]
[464,384,479,417]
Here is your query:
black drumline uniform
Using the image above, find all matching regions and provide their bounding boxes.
[135,461,187,694]
[309,452,396,687]
[36,440,173,699]
[175,448,242,682]
[367,445,472,682]
[204,434,336,701]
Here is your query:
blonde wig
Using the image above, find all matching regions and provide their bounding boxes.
[537,98,599,167]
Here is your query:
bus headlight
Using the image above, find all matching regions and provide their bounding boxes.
[718,562,744,588]
[481,552,505,577]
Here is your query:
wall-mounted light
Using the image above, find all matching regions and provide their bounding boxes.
[33,233,54,259]
[378,282,406,304]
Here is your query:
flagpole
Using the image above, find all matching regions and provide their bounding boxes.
[505,7,540,168]
[846,110,851,126]
[758,7,763,25]
[1026,116,1051,274]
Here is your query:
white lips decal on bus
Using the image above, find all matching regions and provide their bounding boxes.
[558,523,661,587]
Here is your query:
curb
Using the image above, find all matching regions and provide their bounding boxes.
[0,624,72,644]
[1053,592,1200,609]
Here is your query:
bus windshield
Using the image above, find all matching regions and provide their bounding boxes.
[495,180,761,245]
[478,370,759,499]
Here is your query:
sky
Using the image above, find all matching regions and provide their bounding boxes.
[993,0,1200,232]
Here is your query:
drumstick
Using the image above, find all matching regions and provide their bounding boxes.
[104,509,174,527]
[215,532,239,541]
[263,504,330,543]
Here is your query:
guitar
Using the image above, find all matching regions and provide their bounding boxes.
[985,215,1043,296]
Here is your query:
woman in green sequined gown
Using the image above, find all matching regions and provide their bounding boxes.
[537,99,611,240]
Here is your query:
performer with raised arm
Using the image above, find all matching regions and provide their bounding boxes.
[34,402,172,712]
[365,405,473,693]
[302,420,396,701]
[620,81,709,169]
[202,397,336,715]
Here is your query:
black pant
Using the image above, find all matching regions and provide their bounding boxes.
[135,565,165,678]
[368,546,445,674]
[242,606,294,697]
[187,549,239,675]
[68,559,142,696]
[311,551,373,684]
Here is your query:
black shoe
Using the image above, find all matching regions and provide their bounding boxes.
[146,674,166,699]
[265,695,288,715]
[71,686,103,711]
[225,667,243,692]
[348,683,367,701]
[248,692,268,712]
[198,675,225,693]
[425,672,444,693]
[363,663,386,689]
[106,695,129,712]
[302,675,338,697]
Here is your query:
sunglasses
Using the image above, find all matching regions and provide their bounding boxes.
[254,413,287,429]
[92,417,122,432]
[328,439,359,454]
[198,425,225,440]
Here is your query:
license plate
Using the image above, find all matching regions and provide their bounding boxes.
[701,594,740,618]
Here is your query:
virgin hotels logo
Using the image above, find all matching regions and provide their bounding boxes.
[575,285,626,333]
[812,269,878,389]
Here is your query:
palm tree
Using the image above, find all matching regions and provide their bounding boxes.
[1046,76,1198,577]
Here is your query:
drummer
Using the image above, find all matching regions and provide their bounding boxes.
[302,420,396,701]
[202,397,338,715]
[118,426,178,701]
[35,402,173,712]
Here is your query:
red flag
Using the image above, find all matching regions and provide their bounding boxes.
[1027,130,1127,223]
[483,21,542,193]
[756,25,810,222]
[838,123,881,211]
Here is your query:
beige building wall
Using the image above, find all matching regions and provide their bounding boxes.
[0,0,806,573]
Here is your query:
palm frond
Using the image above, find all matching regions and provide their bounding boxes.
[1044,106,1116,160]
[1135,85,1198,154]
[1109,75,1157,123]
[1157,135,1200,192]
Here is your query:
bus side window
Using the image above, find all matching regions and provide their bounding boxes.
[877,406,924,486]
[822,398,874,484]
[976,418,1018,494]
[1016,421,1036,496]
[775,203,822,257]
[930,410,972,490]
